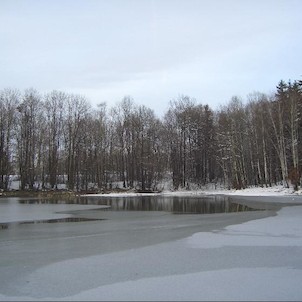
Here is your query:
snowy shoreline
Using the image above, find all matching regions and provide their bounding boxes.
[81,184,302,199]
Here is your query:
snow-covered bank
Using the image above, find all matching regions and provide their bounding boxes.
[82,184,302,198]
[201,184,302,197]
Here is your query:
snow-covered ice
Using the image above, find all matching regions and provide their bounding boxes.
[43,267,302,301]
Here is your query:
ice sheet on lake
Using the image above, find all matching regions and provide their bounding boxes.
[0,201,104,223]
[1,205,301,301]
[186,205,302,249]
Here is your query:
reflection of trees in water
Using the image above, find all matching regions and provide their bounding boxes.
[18,196,256,214]
[106,196,255,214]
[171,197,254,214]
[109,197,172,212]
[19,198,105,205]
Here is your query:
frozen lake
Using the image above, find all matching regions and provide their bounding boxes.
[0,194,301,300]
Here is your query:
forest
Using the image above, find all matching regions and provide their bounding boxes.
[0,78,301,192]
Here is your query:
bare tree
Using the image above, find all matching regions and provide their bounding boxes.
[44,91,66,189]
[16,89,44,190]
[0,88,20,189]
[64,94,91,191]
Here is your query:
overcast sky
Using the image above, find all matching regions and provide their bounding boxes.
[1,0,301,116]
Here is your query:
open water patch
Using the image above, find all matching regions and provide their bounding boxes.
[0,195,261,229]
[81,195,259,214]
[17,195,259,214]
[16,195,258,214]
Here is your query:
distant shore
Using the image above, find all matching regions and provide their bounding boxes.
[0,187,151,198]
[0,190,77,198]
[1,184,302,199]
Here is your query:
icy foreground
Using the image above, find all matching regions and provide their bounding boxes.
[1,197,302,301]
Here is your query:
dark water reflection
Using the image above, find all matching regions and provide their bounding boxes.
[18,195,257,214]
[0,195,258,229]
[0,217,102,229]
[81,195,257,214]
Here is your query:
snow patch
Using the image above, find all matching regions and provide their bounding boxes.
[187,206,302,249]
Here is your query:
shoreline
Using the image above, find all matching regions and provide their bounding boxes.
[2,184,302,199]
[80,185,302,199]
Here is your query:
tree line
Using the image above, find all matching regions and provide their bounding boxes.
[0,78,301,192]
